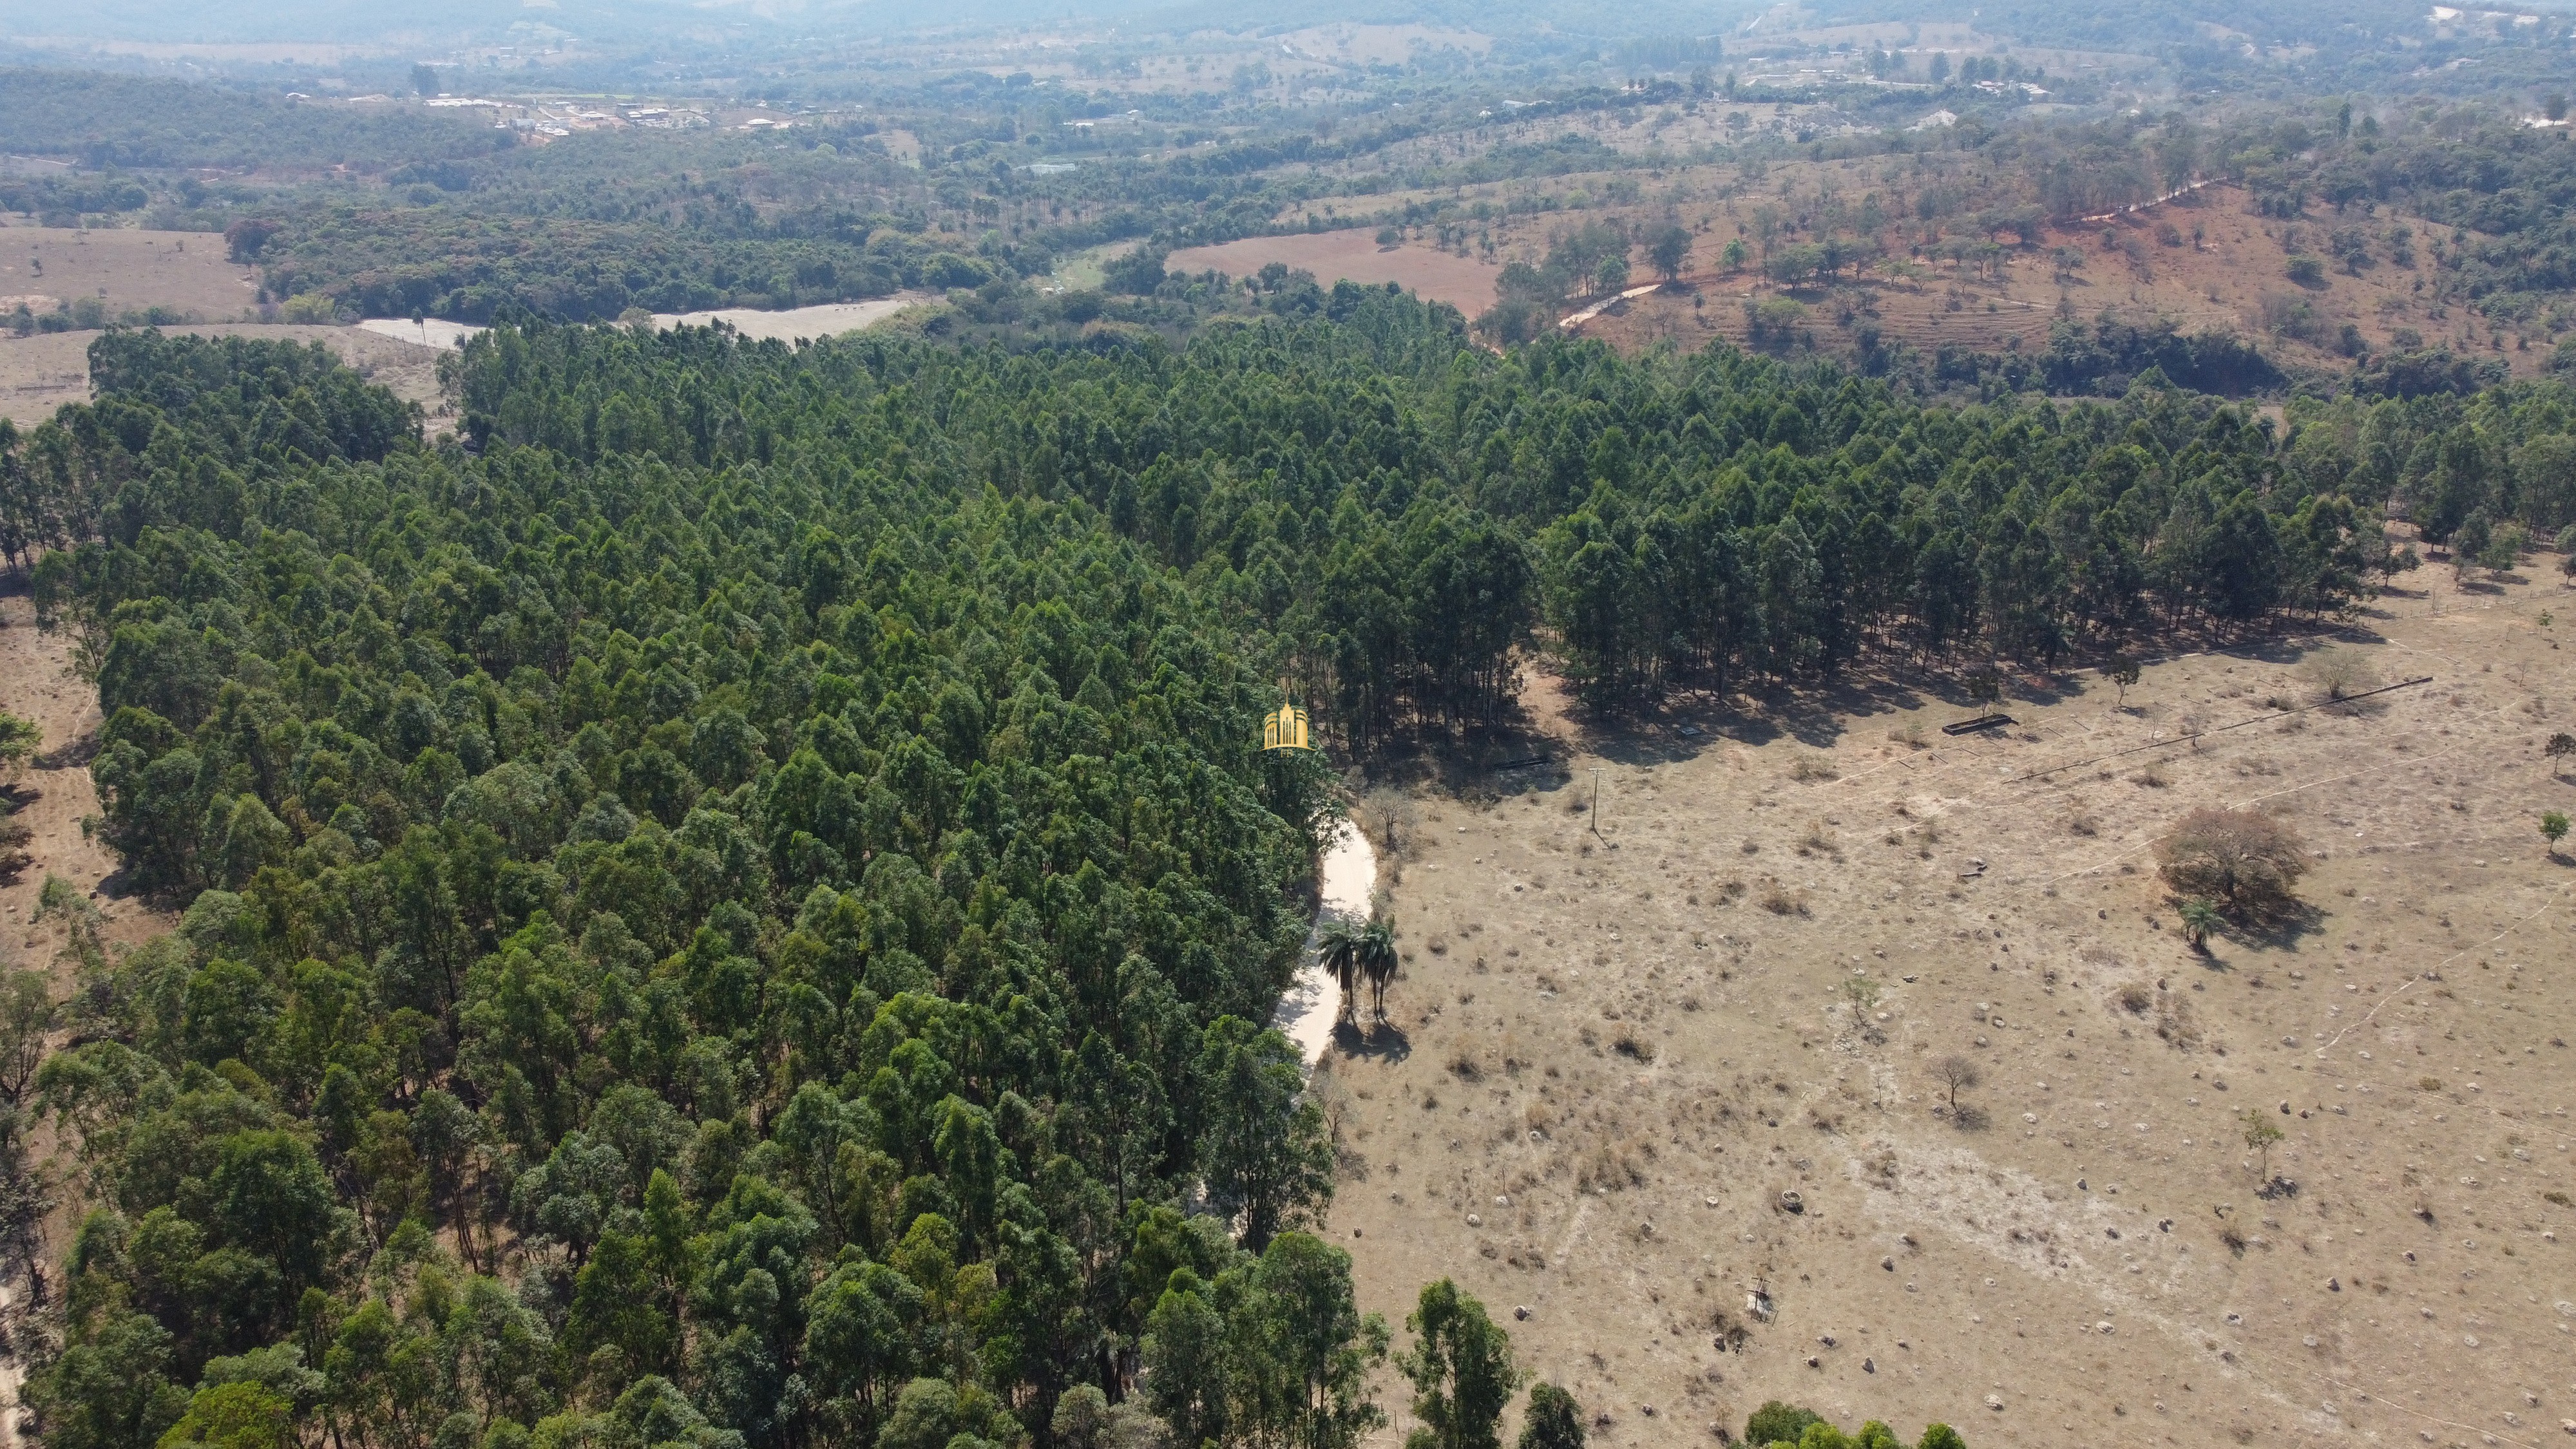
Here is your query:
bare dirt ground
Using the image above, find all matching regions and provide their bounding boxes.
[0,589,175,964]
[1165,231,1501,317]
[0,324,449,427]
[1321,547,2576,1448]
[0,226,263,320]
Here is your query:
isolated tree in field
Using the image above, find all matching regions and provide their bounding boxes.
[1842,975,1881,1021]
[1932,1055,1980,1115]
[1517,1384,1585,1449]
[2177,898,2222,953]
[2543,811,2570,858]
[1400,1279,1520,1449]
[2240,1107,2285,1179]
[2106,656,2140,708]
[411,63,440,97]
[1316,918,1365,1023]
[1648,225,1692,284]
[1594,252,1630,297]
[1357,917,1398,1024]
[2157,808,2308,916]
[1965,668,2004,714]
[2546,732,2576,777]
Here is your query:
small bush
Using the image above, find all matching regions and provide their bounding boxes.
[1756,882,1809,916]
[2302,647,2380,703]
[2115,982,2153,1014]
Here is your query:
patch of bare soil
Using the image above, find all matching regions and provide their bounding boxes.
[0,589,175,960]
[1323,553,2576,1446]
[0,323,448,426]
[1165,230,1501,317]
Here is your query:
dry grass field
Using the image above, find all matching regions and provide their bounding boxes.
[1319,543,2576,1447]
[1165,231,1502,316]
[0,323,449,427]
[0,225,263,320]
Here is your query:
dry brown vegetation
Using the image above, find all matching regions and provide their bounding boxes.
[2157,807,2309,918]
[1321,545,2576,1446]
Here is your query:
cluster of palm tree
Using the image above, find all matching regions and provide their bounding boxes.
[1316,916,1398,1028]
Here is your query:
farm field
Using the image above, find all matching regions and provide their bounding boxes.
[1322,546,2576,1447]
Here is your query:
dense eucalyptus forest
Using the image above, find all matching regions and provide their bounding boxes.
[1,282,2570,1448]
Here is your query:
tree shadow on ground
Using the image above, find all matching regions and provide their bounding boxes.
[1332,1019,1411,1064]
[2222,897,2327,952]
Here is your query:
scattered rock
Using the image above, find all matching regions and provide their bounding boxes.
[1882,1256,1896,1271]
[1513,1305,1531,1321]
[1862,1358,1876,1374]
[1778,1190,1804,1214]
[1985,1394,2005,1412]
[1467,1214,1482,1227]
[2096,1321,2114,1334]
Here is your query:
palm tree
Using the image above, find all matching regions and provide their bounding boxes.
[2177,898,2222,953]
[1356,918,1397,1024]
[1314,918,1364,1023]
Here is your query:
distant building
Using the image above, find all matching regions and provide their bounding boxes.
[1909,109,1958,131]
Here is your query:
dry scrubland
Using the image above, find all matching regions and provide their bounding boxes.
[1581,182,2521,376]
[1322,551,2576,1448]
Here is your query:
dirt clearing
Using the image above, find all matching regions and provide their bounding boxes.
[1322,549,2576,1446]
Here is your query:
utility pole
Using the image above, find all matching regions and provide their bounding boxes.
[1591,768,1602,840]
